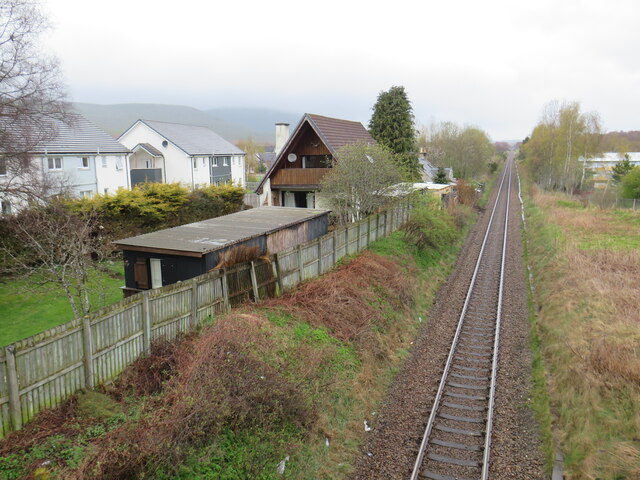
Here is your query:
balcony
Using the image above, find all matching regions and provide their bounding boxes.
[131,168,163,187]
[270,168,329,187]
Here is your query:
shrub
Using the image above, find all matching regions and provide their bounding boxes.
[456,179,479,207]
[65,183,245,239]
[620,166,640,199]
[402,194,458,251]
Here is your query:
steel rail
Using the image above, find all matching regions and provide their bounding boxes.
[408,161,512,480]
[480,160,512,479]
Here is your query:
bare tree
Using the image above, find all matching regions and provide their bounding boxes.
[1,204,109,319]
[0,0,69,203]
[320,142,406,224]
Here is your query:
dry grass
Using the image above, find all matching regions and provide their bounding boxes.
[213,244,271,270]
[528,187,640,478]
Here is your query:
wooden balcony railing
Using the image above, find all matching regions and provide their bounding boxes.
[270,168,329,187]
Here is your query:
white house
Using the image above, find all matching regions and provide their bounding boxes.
[0,114,130,213]
[580,152,640,188]
[118,120,246,189]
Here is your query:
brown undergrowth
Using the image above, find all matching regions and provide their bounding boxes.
[263,251,414,346]
[0,245,421,479]
[527,187,640,478]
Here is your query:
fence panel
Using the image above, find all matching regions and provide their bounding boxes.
[196,274,225,321]
[14,323,85,427]
[335,227,347,261]
[276,247,299,290]
[227,264,254,306]
[320,236,333,273]
[0,355,8,437]
[301,240,320,280]
[254,259,277,299]
[92,302,144,385]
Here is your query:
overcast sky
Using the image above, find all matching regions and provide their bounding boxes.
[41,0,639,141]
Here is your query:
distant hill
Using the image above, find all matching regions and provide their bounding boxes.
[206,108,300,140]
[600,131,640,152]
[72,103,300,144]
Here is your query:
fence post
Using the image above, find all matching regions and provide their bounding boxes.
[250,261,260,301]
[376,213,380,241]
[356,222,361,251]
[221,269,231,312]
[332,230,337,266]
[190,278,199,327]
[82,316,94,389]
[273,253,284,295]
[297,245,304,283]
[5,345,22,431]
[142,292,152,354]
[317,239,323,275]
[366,217,371,246]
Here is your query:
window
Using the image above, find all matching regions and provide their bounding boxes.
[211,157,219,167]
[223,156,229,166]
[80,157,90,169]
[0,157,6,176]
[47,157,62,170]
[101,156,107,168]
[303,155,331,168]
[193,158,198,170]
[80,190,92,198]
[104,188,108,195]
[1,200,11,215]
[115,156,123,171]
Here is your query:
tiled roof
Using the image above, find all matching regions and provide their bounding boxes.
[136,120,244,156]
[306,114,375,154]
[256,113,375,193]
[134,143,163,156]
[2,113,130,154]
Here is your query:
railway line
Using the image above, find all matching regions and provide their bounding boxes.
[409,160,513,480]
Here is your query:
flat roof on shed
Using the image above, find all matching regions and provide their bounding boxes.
[115,207,330,256]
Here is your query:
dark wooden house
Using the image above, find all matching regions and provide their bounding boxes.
[255,113,375,208]
[115,207,330,295]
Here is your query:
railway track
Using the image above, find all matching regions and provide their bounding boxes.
[409,160,514,480]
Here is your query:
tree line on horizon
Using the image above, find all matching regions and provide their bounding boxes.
[519,100,640,200]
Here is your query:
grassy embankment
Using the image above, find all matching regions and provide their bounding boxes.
[524,184,640,478]
[0,197,474,480]
[0,262,125,346]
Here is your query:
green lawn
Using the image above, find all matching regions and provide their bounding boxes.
[0,262,125,346]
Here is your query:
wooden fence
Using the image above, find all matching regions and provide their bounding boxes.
[0,200,410,438]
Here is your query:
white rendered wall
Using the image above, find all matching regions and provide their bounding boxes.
[257,178,272,206]
[192,155,211,188]
[95,154,129,195]
[230,154,246,187]
[119,123,193,186]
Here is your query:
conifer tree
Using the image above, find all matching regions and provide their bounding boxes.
[368,86,420,180]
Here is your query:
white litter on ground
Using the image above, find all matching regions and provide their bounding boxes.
[276,456,290,474]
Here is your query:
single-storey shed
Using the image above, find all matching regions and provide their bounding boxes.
[115,207,330,295]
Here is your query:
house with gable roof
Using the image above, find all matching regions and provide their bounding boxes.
[255,113,375,208]
[118,120,246,189]
[0,113,130,213]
